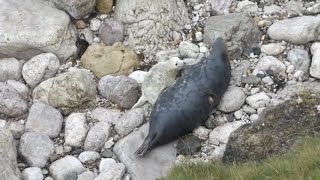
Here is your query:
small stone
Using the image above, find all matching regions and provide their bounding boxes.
[195,32,203,42]
[75,20,87,29]
[179,41,199,58]
[115,108,145,137]
[77,171,95,180]
[49,156,85,180]
[7,121,24,139]
[246,92,270,109]
[98,158,126,180]
[45,177,53,180]
[294,70,304,81]
[286,65,295,74]
[241,75,261,84]
[217,86,246,113]
[63,146,72,153]
[79,151,101,164]
[250,114,259,122]
[6,80,29,98]
[91,108,122,124]
[236,0,258,13]
[193,126,210,140]
[199,46,208,53]
[104,138,114,149]
[99,19,124,46]
[90,19,101,31]
[101,149,113,158]
[0,58,22,82]
[55,146,64,156]
[264,4,283,15]
[22,167,43,180]
[128,71,148,84]
[250,88,260,95]
[261,43,286,56]
[242,105,257,115]
[234,109,243,120]
[253,56,286,76]
[257,107,266,114]
[19,132,54,168]
[262,76,274,84]
[215,115,226,126]
[177,135,201,155]
[84,122,110,152]
[205,115,216,129]
[64,113,89,147]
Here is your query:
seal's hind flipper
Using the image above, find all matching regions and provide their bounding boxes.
[135,133,157,157]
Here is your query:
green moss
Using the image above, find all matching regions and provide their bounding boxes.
[165,136,320,180]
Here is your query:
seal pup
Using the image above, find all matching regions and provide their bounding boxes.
[132,57,185,108]
[135,37,231,156]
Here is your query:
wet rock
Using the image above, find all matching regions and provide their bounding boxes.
[91,107,122,124]
[51,0,96,19]
[261,43,286,56]
[33,68,97,109]
[203,13,262,59]
[84,122,110,152]
[22,53,59,87]
[98,75,140,109]
[114,0,190,59]
[246,92,270,109]
[177,135,201,155]
[99,20,124,46]
[22,167,43,180]
[0,82,27,117]
[113,123,176,180]
[253,56,286,75]
[64,113,89,147]
[223,91,320,163]
[115,108,145,137]
[267,15,320,44]
[25,103,63,138]
[49,156,85,180]
[81,43,139,78]
[0,129,21,180]
[0,58,22,82]
[19,132,54,168]
[217,86,246,113]
[6,80,29,99]
[310,43,320,79]
[0,0,76,61]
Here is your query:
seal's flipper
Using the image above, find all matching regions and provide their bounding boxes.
[132,96,147,108]
[135,133,157,157]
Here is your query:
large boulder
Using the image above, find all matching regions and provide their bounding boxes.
[203,12,262,59]
[223,90,320,163]
[114,0,190,60]
[0,0,76,61]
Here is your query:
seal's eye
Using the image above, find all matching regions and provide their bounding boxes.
[175,63,178,66]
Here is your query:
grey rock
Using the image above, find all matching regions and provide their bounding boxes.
[49,156,85,180]
[0,58,22,81]
[217,86,246,113]
[78,151,101,164]
[285,1,303,17]
[79,28,94,44]
[267,15,320,44]
[90,18,101,31]
[177,135,201,155]
[155,49,180,62]
[246,92,270,109]
[241,75,261,84]
[253,56,286,75]
[6,80,29,99]
[114,0,190,59]
[98,75,140,109]
[22,53,60,87]
[178,41,199,58]
[51,0,96,19]
[231,60,251,85]
[250,114,259,122]
[236,0,258,13]
[7,121,25,139]
[0,129,21,180]
[307,3,320,15]
[64,113,89,147]
[19,132,54,168]
[242,105,256,115]
[91,107,122,124]
[113,123,177,180]
[99,19,124,46]
[84,122,110,152]
[262,76,274,84]
[287,49,310,79]
[264,4,283,15]
[0,82,27,117]
[211,0,234,14]
[0,0,76,61]
[97,158,125,180]
[203,13,262,59]
[310,43,320,79]
[115,108,145,137]
[193,126,210,141]
[25,103,63,138]
[101,149,113,158]
[261,43,286,56]
[234,109,243,120]
[22,167,43,180]
[33,68,97,109]
[77,171,95,180]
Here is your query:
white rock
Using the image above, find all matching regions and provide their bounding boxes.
[193,126,211,140]
[249,114,259,122]
[267,15,320,44]
[0,0,76,61]
[0,58,22,82]
[22,53,60,87]
[25,103,63,138]
[90,19,101,31]
[84,122,110,151]
[22,167,43,180]
[286,65,295,74]
[91,107,122,124]
[49,156,85,180]
[98,158,126,180]
[115,108,145,137]
[64,113,89,147]
[242,105,256,115]
[294,70,304,81]
[6,80,29,98]
[236,0,258,13]
[234,109,243,120]
[261,43,286,56]
[199,46,208,53]
[77,171,95,180]
[310,43,320,79]
[246,92,270,109]
[209,121,246,145]
[79,151,101,164]
[195,32,203,42]
[217,86,246,113]
[128,71,148,84]
[250,87,260,95]
[179,41,199,58]
[253,56,286,75]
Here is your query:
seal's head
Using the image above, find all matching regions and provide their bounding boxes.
[168,57,186,70]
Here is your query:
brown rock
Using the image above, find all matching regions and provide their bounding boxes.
[96,0,113,14]
[75,20,87,29]
[81,42,140,79]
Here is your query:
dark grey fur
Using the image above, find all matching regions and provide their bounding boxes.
[135,37,231,156]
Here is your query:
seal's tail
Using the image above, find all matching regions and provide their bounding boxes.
[135,133,156,157]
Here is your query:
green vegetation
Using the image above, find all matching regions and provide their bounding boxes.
[165,137,320,180]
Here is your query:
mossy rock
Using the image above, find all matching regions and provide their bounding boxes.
[223,90,320,164]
